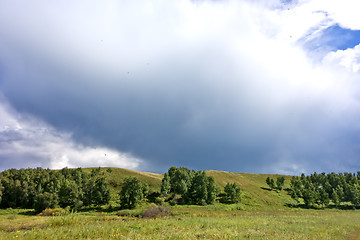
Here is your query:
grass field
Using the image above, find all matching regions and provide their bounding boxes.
[0,206,360,239]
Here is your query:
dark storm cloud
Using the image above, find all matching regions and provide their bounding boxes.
[1,0,360,174]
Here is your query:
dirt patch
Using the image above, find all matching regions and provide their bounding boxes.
[348,230,360,240]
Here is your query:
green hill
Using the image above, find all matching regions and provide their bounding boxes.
[102,167,295,208]
[206,171,295,208]
[82,167,163,193]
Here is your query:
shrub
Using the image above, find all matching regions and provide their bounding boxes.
[142,204,171,219]
[154,197,164,205]
[38,207,70,216]
[116,209,142,218]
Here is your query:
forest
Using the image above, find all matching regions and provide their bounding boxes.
[0,166,241,214]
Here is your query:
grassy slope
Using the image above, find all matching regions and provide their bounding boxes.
[91,167,163,192]
[206,171,296,208]
[99,167,295,208]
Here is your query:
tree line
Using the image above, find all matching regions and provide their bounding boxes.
[0,166,242,212]
[0,167,110,213]
[161,166,241,205]
[288,172,360,208]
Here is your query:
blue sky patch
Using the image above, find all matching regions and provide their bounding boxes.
[303,24,360,53]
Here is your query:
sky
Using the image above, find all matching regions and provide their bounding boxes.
[1,0,360,175]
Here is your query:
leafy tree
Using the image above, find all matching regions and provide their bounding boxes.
[319,188,330,207]
[187,171,208,205]
[224,183,241,203]
[119,177,145,209]
[161,173,171,196]
[266,177,275,190]
[276,177,285,191]
[34,192,59,213]
[350,185,360,206]
[58,179,83,209]
[331,189,340,207]
[167,167,193,195]
[161,167,218,205]
[92,177,111,206]
[0,181,3,204]
[290,177,302,203]
[206,176,218,204]
[302,188,316,207]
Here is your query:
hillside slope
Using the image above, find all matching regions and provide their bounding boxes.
[102,167,295,208]
[91,167,163,192]
[206,171,295,207]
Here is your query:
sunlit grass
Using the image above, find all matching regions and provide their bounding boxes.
[1,206,360,239]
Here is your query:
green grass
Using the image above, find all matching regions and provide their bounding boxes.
[1,206,360,239]
[89,167,163,193]
[206,171,295,208]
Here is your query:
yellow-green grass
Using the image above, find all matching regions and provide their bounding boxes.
[207,171,296,208]
[1,207,360,239]
[83,167,163,193]
[87,168,297,208]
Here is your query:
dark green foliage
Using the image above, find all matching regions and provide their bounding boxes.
[161,173,171,196]
[266,177,275,189]
[289,171,360,209]
[187,171,208,205]
[58,179,83,209]
[34,192,59,213]
[266,176,285,191]
[276,177,285,190]
[161,167,218,205]
[331,189,340,207]
[119,177,145,209]
[223,183,241,203]
[0,181,3,203]
[0,167,111,211]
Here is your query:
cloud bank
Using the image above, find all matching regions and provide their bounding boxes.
[0,0,360,174]
[0,96,142,171]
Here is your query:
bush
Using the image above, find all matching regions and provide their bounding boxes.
[154,197,164,205]
[34,192,59,213]
[142,204,171,219]
[38,207,70,216]
[116,209,142,218]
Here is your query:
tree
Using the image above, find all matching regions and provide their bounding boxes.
[266,177,275,190]
[58,179,83,209]
[34,192,59,213]
[302,188,316,208]
[161,173,171,196]
[92,177,111,206]
[206,176,217,204]
[319,188,330,207]
[119,177,145,209]
[224,183,241,203]
[290,177,301,203]
[0,181,3,204]
[331,189,340,207]
[187,171,208,205]
[161,167,219,205]
[276,177,285,191]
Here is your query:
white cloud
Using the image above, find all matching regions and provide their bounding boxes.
[323,44,360,73]
[0,97,142,171]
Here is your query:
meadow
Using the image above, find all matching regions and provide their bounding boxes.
[1,168,360,239]
[1,205,360,239]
